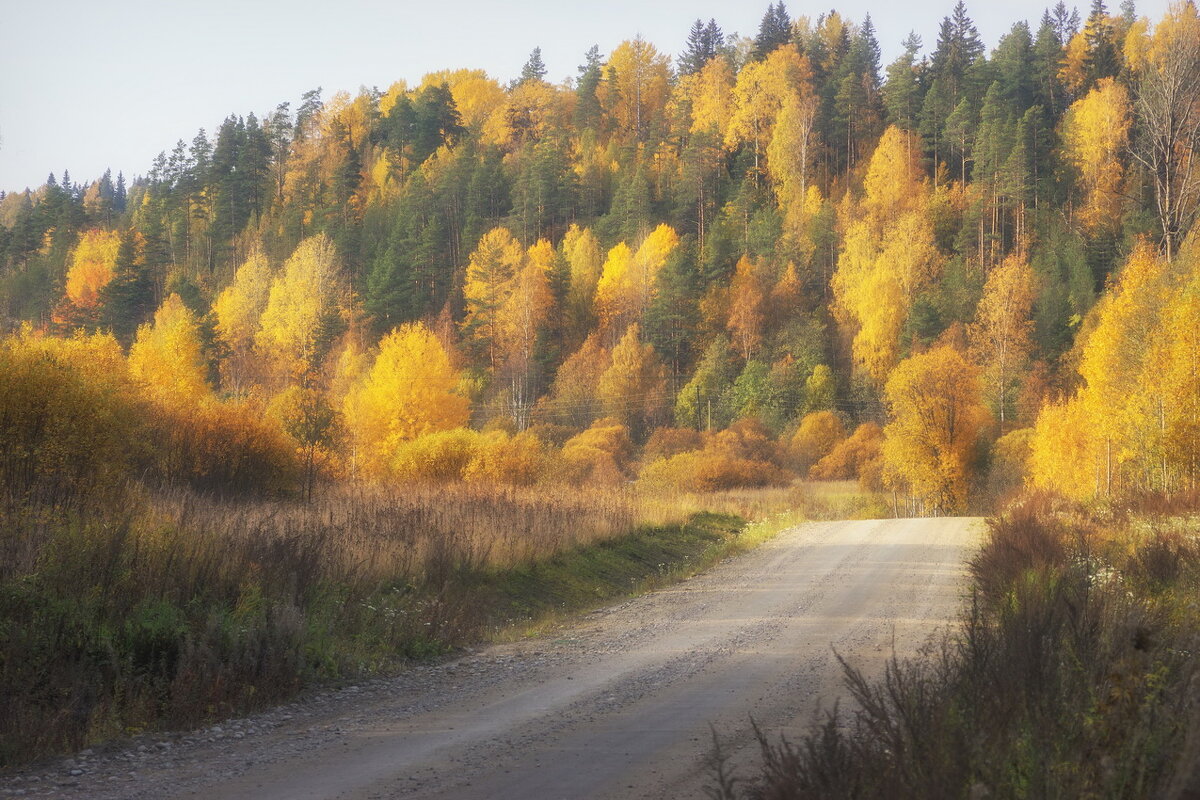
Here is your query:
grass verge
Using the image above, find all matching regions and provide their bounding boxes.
[1,481,861,769]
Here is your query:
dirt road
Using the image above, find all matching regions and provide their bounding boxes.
[3,516,981,800]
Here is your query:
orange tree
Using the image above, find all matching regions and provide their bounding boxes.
[882,345,990,513]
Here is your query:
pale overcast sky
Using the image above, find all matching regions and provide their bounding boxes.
[0,0,1170,193]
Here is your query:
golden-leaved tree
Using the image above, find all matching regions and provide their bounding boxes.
[54,229,122,325]
[1078,241,1169,492]
[726,46,815,185]
[1028,241,1172,497]
[969,254,1036,431]
[256,234,342,382]
[597,323,668,436]
[1028,398,1103,498]
[727,256,765,359]
[462,226,525,368]
[342,322,470,477]
[213,247,272,394]
[563,224,604,338]
[601,37,671,141]
[1061,77,1131,233]
[128,293,212,406]
[882,345,989,513]
[497,238,555,426]
[1156,266,1200,486]
[833,126,941,384]
[594,225,679,335]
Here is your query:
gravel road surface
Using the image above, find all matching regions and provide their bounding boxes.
[1,516,982,800]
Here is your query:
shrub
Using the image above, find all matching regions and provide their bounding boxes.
[789,411,847,472]
[639,449,789,493]
[560,418,635,485]
[642,427,705,464]
[810,422,883,481]
[466,430,558,485]
[147,398,301,496]
[0,332,140,508]
[523,422,578,447]
[391,428,482,482]
[712,418,784,466]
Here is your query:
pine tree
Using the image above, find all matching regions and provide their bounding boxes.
[931,1,984,103]
[883,33,924,131]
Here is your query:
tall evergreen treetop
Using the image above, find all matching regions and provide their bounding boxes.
[1050,1,1081,43]
[680,18,725,74]
[1083,0,1121,83]
[883,33,925,130]
[575,45,604,130]
[520,47,548,85]
[754,2,792,60]
[931,0,984,101]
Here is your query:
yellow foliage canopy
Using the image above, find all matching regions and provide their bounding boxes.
[593,225,679,332]
[1031,241,1200,496]
[64,229,121,309]
[882,346,990,512]
[342,322,470,477]
[685,55,736,138]
[1061,78,1131,233]
[833,126,941,384]
[256,234,342,379]
[969,254,1036,429]
[597,323,668,431]
[727,256,765,359]
[128,294,212,407]
[601,38,671,140]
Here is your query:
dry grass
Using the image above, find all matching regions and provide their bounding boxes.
[4,477,865,768]
[0,481,647,767]
[731,493,1200,799]
[639,481,889,527]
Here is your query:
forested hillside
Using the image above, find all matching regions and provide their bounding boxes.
[2,0,1199,512]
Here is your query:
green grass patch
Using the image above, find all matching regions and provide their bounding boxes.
[467,512,746,632]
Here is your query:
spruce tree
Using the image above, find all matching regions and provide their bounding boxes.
[680,19,724,75]
[1083,0,1120,84]
[753,3,792,60]
[883,34,924,131]
[575,46,604,131]
[519,47,548,85]
[101,231,155,345]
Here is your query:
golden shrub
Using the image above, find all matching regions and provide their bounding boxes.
[0,331,139,506]
[639,449,788,493]
[641,427,705,464]
[466,430,558,486]
[148,399,300,495]
[810,422,883,481]
[560,418,635,485]
[789,411,847,471]
[391,428,482,482]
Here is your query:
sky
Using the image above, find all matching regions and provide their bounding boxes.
[0,0,1171,193]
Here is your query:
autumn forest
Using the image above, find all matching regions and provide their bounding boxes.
[3,0,1200,776]
[4,0,1200,511]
